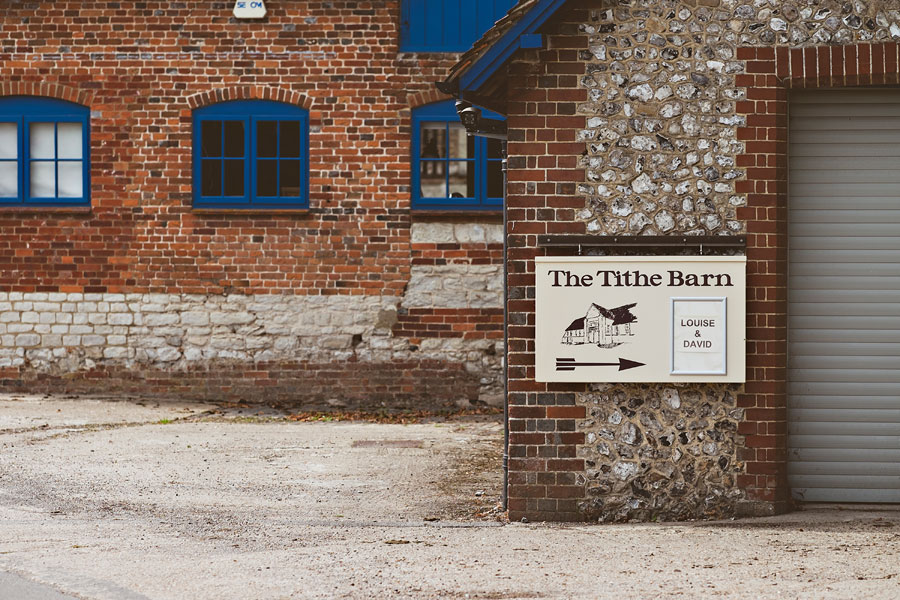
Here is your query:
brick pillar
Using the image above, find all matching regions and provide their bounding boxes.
[505,13,590,522]
[735,41,900,515]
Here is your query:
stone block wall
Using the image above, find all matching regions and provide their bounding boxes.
[0,1,505,407]
[0,290,490,407]
[395,221,505,403]
[503,0,900,521]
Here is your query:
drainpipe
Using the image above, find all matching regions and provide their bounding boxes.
[501,139,509,511]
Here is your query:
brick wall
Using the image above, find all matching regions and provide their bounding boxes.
[505,4,591,522]
[734,39,900,511]
[0,1,503,407]
[500,0,900,522]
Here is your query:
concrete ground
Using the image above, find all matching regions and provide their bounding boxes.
[0,395,899,600]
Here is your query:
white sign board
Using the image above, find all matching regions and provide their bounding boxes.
[234,0,267,19]
[535,256,746,383]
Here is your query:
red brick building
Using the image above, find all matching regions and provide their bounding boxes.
[0,1,514,408]
[444,0,900,521]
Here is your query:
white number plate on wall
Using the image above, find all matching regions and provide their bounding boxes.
[535,256,746,383]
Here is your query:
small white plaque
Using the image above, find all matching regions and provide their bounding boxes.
[671,297,727,375]
[234,0,267,19]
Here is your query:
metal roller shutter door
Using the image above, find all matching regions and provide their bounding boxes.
[789,89,900,503]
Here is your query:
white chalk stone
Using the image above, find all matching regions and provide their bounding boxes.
[410,222,455,244]
[108,313,134,326]
[0,291,500,401]
[181,312,210,326]
[103,347,129,359]
[41,335,63,347]
[15,334,40,347]
[82,335,106,347]
[145,313,179,327]
[210,312,254,326]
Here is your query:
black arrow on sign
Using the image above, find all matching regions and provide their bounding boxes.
[556,357,646,372]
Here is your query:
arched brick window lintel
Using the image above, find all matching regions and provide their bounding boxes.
[0,82,92,107]
[186,88,313,111]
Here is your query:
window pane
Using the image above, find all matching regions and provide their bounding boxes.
[487,138,503,160]
[280,121,300,158]
[0,161,17,197]
[201,121,222,158]
[419,160,446,198]
[448,161,471,198]
[420,123,446,158]
[280,160,300,196]
[257,160,277,196]
[224,160,244,196]
[0,123,17,159]
[58,123,83,159]
[447,124,471,159]
[58,161,83,198]
[257,121,277,158]
[487,160,504,198]
[30,161,56,197]
[30,123,55,159]
[201,159,222,196]
[224,121,244,158]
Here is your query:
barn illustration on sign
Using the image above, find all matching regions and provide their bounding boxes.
[561,303,638,349]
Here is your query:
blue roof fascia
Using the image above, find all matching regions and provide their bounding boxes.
[518,34,544,49]
[458,0,569,95]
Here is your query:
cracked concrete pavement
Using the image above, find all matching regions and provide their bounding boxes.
[0,394,899,599]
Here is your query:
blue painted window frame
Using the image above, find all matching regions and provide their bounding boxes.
[0,96,91,207]
[411,100,503,211]
[193,100,310,209]
[400,0,518,53]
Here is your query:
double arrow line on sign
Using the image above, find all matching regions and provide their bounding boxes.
[556,357,646,372]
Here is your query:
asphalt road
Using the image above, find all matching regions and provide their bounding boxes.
[0,571,79,600]
[1,395,899,599]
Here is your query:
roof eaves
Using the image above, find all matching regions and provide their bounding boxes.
[457,0,569,96]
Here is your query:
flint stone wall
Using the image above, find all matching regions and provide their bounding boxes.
[578,384,743,522]
[576,0,900,238]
